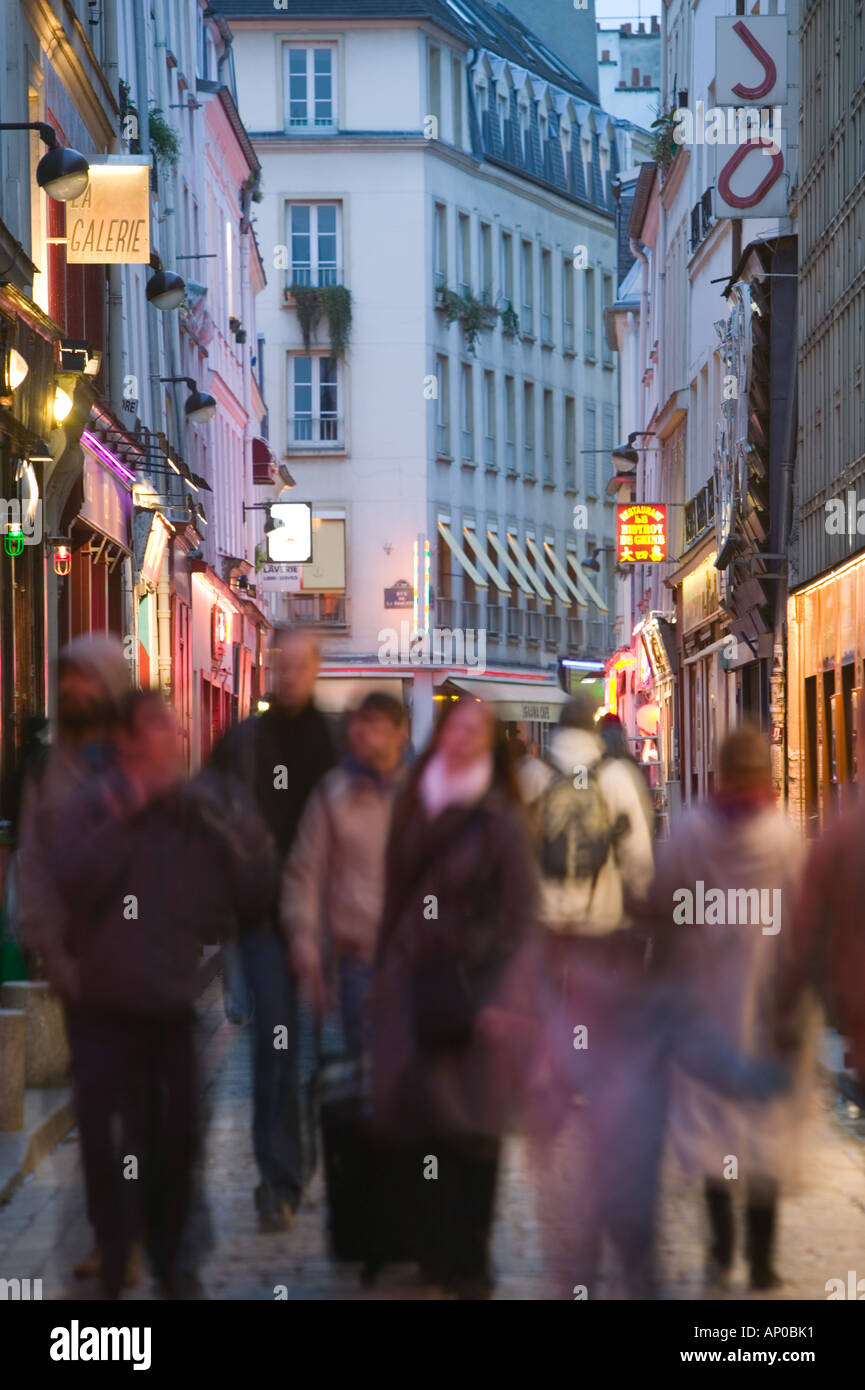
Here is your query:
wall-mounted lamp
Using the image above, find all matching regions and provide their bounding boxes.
[0,122,90,200]
[4,348,29,392]
[52,540,72,576]
[158,375,216,423]
[146,253,186,311]
[53,385,74,423]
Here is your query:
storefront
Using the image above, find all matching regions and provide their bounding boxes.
[787,552,865,836]
[675,549,733,804]
[59,435,133,646]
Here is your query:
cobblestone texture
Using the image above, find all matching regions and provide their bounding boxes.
[1,981,863,1301]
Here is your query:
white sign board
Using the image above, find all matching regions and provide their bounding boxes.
[257,562,303,593]
[715,16,788,108]
[266,502,312,563]
[713,131,789,219]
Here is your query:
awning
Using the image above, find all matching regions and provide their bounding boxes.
[525,536,571,605]
[252,436,278,485]
[437,521,488,588]
[462,527,511,593]
[507,532,552,602]
[313,676,405,714]
[567,551,609,614]
[451,678,569,723]
[487,530,533,595]
[544,542,588,608]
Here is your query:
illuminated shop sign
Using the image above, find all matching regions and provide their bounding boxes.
[616,504,667,563]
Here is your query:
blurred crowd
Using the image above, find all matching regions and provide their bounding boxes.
[7,627,865,1300]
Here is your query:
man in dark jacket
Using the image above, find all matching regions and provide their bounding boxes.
[51,691,277,1298]
[209,627,335,1231]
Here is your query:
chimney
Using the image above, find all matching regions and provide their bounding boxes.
[643,75,652,87]
[621,22,631,35]
[652,16,660,34]
[601,49,610,62]
[638,21,645,33]
[632,67,640,87]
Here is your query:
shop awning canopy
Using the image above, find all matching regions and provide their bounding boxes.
[461,527,511,593]
[313,676,405,714]
[437,521,488,588]
[451,678,570,722]
[544,542,588,608]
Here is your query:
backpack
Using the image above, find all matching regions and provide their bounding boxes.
[537,760,616,893]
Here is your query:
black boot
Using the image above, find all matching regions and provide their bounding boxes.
[746,1182,781,1291]
[704,1181,734,1287]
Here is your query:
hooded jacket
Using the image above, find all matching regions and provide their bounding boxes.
[535,727,654,936]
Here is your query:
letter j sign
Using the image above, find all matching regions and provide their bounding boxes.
[713,16,789,219]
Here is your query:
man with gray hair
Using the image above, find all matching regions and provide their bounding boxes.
[210,627,335,1232]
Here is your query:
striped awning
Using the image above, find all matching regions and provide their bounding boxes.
[437,521,488,588]
[506,532,552,602]
[462,527,511,593]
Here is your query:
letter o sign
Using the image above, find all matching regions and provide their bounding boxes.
[717,140,784,211]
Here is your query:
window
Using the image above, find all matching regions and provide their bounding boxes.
[541,248,553,343]
[483,371,496,466]
[521,240,534,336]
[433,203,447,291]
[565,396,576,490]
[563,258,575,350]
[284,45,335,129]
[287,203,341,287]
[519,103,529,163]
[452,56,463,146]
[498,93,507,146]
[480,222,493,304]
[460,363,473,462]
[288,355,341,447]
[501,230,513,306]
[504,375,516,472]
[584,266,596,358]
[524,382,535,477]
[436,355,450,456]
[543,389,554,482]
[457,213,470,296]
[584,402,597,494]
[602,274,614,364]
[225,220,234,320]
[429,46,441,126]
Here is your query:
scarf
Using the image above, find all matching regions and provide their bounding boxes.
[419,750,494,821]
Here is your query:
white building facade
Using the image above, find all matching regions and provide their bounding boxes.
[228,0,639,741]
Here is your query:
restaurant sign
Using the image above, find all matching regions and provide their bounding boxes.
[616,504,667,563]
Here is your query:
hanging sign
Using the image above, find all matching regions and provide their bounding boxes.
[616,504,667,562]
[713,16,789,219]
[66,163,151,264]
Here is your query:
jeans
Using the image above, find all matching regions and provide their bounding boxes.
[239,919,302,1208]
[337,957,373,1059]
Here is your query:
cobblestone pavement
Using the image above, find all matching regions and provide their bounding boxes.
[1,981,864,1301]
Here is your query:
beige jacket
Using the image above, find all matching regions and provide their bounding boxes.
[280,762,405,963]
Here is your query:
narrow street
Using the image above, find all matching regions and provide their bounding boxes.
[2,981,864,1302]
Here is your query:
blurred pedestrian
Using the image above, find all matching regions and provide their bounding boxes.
[650,723,816,1291]
[49,690,277,1298]
[282,692,408,1053]
[16,634,137,1284]
[209,627,335,1231]
[597,712,654,839]
[511,732,550,810]
[372,698,540,1299]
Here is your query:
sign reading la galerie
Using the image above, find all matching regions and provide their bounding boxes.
[616,504,667,563]
[66,162,151,265]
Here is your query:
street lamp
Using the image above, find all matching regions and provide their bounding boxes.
[0,122,90,200]
[146,254,186,311]
[158,376,217,423]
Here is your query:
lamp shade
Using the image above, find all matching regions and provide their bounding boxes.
[36,145,90,201]
[185,389,216,424]
[146,269,186,311]
[28,438,53,464]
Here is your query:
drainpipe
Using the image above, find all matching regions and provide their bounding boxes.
[629,234,649,650]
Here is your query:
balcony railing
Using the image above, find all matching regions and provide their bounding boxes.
[462,600,481,630]
[486,601,502,638]
[689,187,714,253]
[543,451,554,484]
[285,594,348,627]
[565,458,577,491]
[541,311,553,343]
[437,422,450,457]
[287,115,335,129]
[585,329,596,358]
[507,607,523,641]
[526,610,542,642]
[484,434,496,466]
[521,304,534,336]
[563,319,575,352]
[461,429,473,463]
[566,616,583,649]
[287,414,343,449]
[544,613,561,646]
[588,619,608,652]
[505,440,516,472]
[436,597,457,627]
[684,476,716,546]
[286,263,343,288]
[524,444,535,478]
